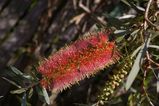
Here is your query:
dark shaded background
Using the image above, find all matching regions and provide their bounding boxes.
[0,0,132,106]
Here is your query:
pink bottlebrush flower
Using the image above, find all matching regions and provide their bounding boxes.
[38,30,120,91]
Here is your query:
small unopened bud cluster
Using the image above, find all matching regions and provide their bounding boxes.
[98,57,133,103]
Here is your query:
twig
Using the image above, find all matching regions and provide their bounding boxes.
[142,1,157,106]
[143,52,156,106]
[146,51,158,79]
[79,0,91,13]
[79,0,106,27]
[144,0,159,29]
[143,68,155,106]
[146,51,159,67]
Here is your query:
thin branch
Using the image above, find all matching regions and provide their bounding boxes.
[79,0,106,27]
[147,52,159,67]
[142,1,157,106]
[146,51,158,79]
[143,69,155,106]
[144,0,159,29]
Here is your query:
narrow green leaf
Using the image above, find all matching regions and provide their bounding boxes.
[131,29,140,36]
[22,75,33,80]
[28,88,33,99]
[42,87,50,105]
[126,34,151,90]
[1,77,21,88]
[116,36,124,43]
[36,86,50,105]
[126,50,142,90]
[36,86,43,96]
[10,66,23,76]
[10,88,26,94]
[121,0,131,7]
[148,45,159,49]
[21,92,26,106]
[10,66,33,80]
[131,45,142,58]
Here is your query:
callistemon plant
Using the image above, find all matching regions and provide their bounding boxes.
[38,29,120,91]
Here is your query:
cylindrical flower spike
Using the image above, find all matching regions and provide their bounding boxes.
[38,30,120,91]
